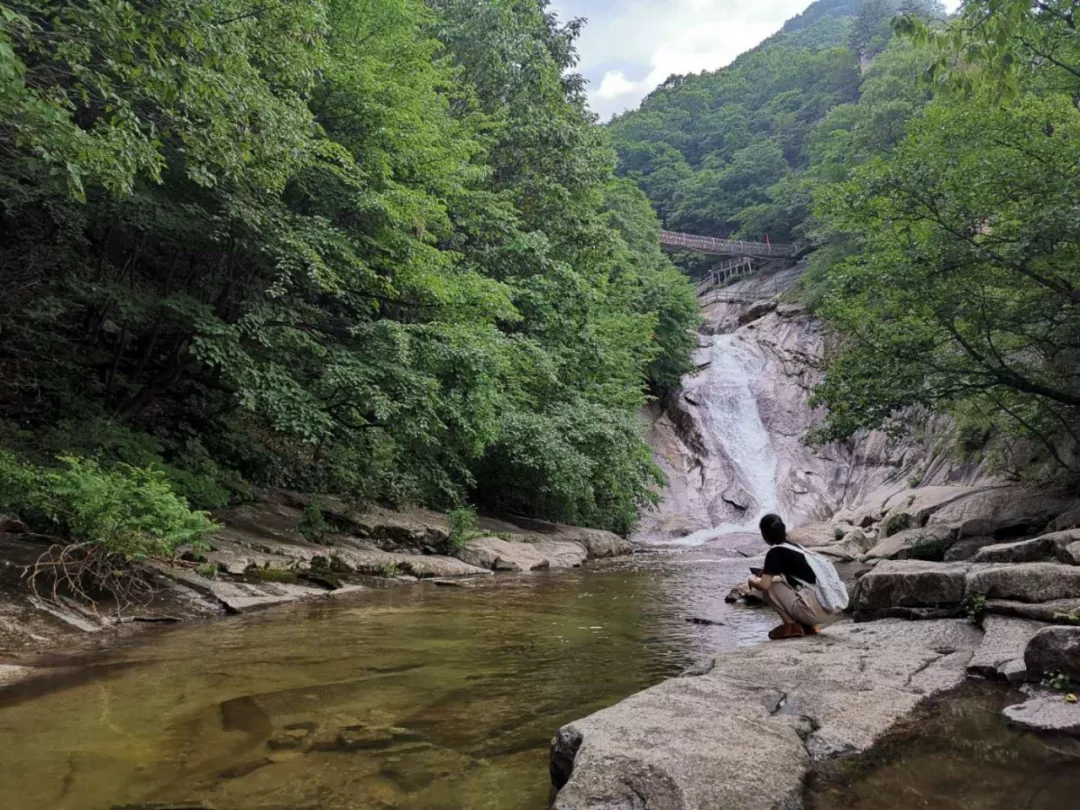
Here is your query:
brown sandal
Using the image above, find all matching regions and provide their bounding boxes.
[768,622,807,640]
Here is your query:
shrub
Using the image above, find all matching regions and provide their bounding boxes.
[447,505,480,550]
[0,451,217,608]
[299,499,329,543]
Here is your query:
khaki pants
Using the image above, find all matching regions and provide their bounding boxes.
[764,579,829,626]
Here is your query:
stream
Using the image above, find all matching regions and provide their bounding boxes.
[0,544,775,810]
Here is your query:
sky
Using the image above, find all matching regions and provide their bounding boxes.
[549,0,959,120]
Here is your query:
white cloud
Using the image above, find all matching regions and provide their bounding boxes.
[552,0,964,120]
[595,70,641,100]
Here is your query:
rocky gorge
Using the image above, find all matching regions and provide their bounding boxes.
[551,278,1080,809]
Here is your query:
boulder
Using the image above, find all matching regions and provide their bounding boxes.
[965,562,1080,604]
[1025,626,1080,682]
[862,527,954,562]
[788,523,835,548]
[944,536,999,562]
[819,529,873,562]
[972,536,1056,565]
[525,539,589,568]
[851,561,971,612]
[926,488,1075,539]
[966,616,1048,680]
[1004,694,1080,736]
[454,537,550,572]
[551,620,981,810]
[1061,542,1080,566]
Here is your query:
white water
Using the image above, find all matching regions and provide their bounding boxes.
[660,334,779,547]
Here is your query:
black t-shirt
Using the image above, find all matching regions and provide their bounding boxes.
[763,544,816,586]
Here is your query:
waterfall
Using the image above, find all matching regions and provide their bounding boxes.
[665,334,779,546]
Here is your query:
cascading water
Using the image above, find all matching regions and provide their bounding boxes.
[667,333,779,546]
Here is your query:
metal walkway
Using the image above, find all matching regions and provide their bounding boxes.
[661,227,806,303]
[660,229,797,259]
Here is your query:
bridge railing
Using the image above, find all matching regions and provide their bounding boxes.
[660,229,797,258]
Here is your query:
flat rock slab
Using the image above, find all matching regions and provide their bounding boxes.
[454,537,552,572]
[551,619,980,810]
[967,616,1047,680]
[985,598,1080,625]
[167,569,324,614]
[973,537,1056,565]
[1004,693,1080,735]
[966,562,1080,603]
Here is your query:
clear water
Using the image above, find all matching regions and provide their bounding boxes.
[808,681,1080,810]
[0,545,775,810]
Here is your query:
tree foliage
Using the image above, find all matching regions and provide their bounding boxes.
[0,0,698,535]
[807,0,1080,470]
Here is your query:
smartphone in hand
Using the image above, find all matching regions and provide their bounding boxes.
[749,566,763,577]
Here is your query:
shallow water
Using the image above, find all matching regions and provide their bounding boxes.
[0,545,775,810]
[808,681,1080,810]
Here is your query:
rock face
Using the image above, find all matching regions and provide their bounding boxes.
[551,620,981,810]
[1025,626,1080,681]
[634,295,1080,548]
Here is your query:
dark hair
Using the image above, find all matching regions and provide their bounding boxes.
[759,513,787,546]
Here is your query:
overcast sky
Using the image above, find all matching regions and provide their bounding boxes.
[550,0,959,120]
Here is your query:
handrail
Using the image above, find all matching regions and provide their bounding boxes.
[660,229,797,258]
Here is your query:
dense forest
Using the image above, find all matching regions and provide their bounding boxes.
[613,0,1080,476]
[0,0,701,556]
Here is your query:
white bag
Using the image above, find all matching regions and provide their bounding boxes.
[778,542,849,614]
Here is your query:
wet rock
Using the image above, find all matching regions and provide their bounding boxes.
[551,620,980,810]
[737,299,777,325]
[972,537,1057,565]
[724,582,764,605]
[851,561,971,612]
[966,562,1080,604]
[967,616,1048,680]
[1025,626,1080,682]
[454,537,551,572]
[1004,693,1080,735]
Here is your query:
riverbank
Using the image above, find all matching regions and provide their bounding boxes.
[0,545,776,810]
[549,489,1080,809]
[0,490,635,688]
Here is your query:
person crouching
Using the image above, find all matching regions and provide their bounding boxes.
[748,513,842,640]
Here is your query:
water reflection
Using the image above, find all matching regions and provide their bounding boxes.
[0,544,774,810]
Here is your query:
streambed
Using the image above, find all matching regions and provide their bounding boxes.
[0,546,773,810]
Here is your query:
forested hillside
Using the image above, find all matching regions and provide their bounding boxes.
[613,0,1080,478]
[608,0,942,249]
[0,0,700,543]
